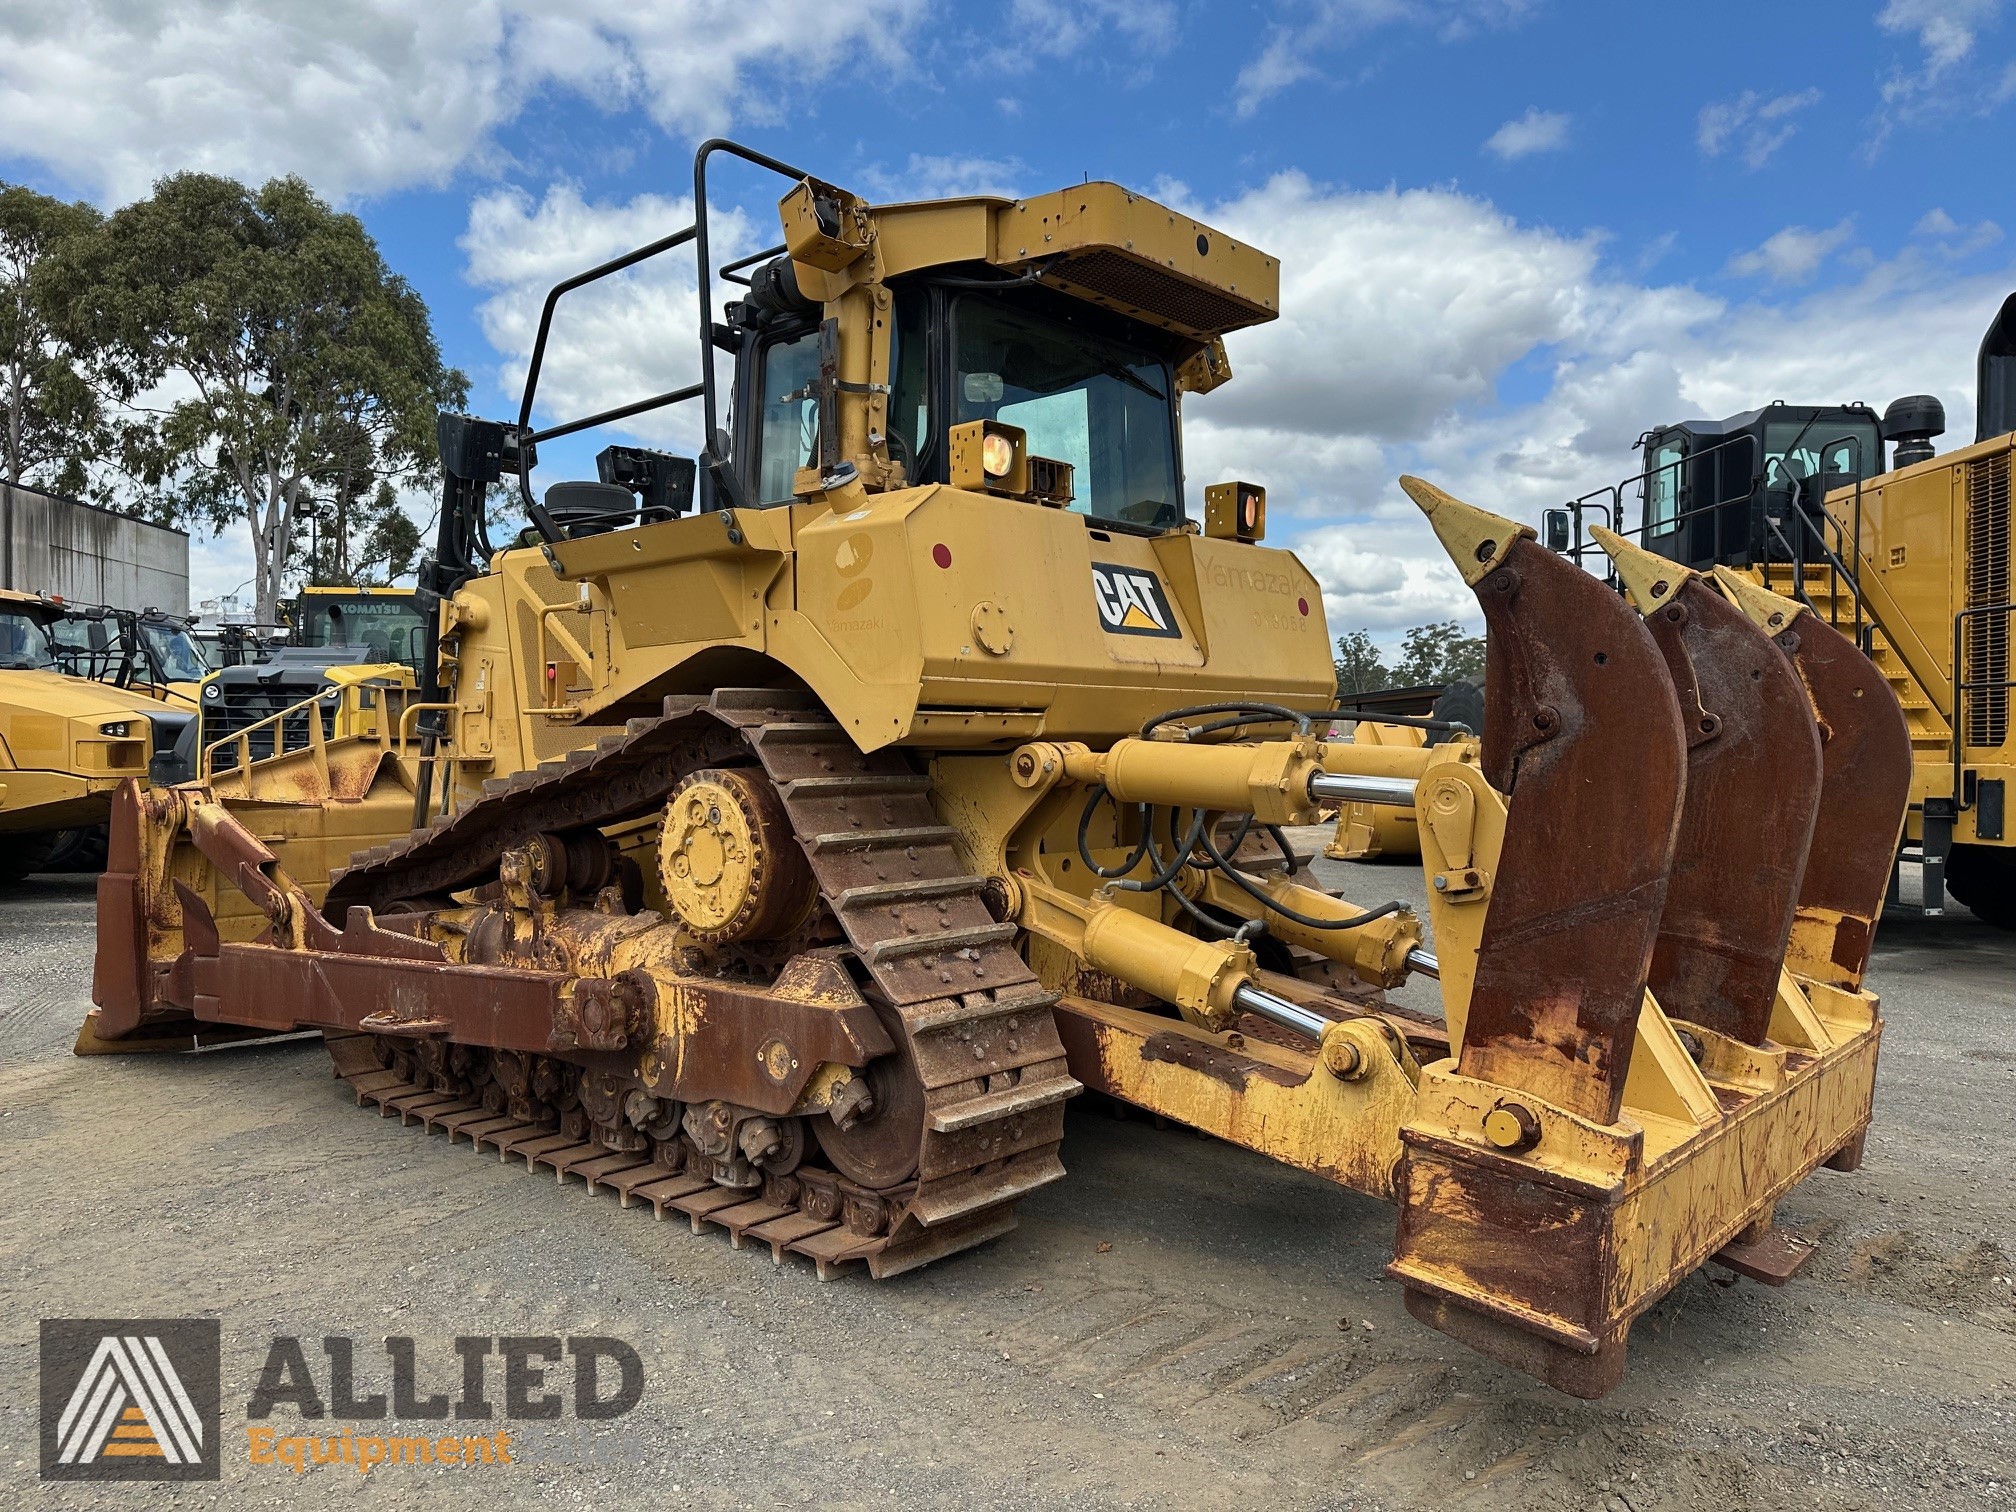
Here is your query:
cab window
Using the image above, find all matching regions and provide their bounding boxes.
[755,327,823,504]
[1646,440,1683,533]
[1763,422,1878,490]
[952,294,1182,532]
[0,608,55,671]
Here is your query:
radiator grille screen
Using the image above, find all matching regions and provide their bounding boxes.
[1967,451,2011,748]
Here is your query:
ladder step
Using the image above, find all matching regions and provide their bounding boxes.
[864,922,1019,963]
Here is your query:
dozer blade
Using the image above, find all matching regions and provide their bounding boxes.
[1711,567,1913,987]
[1592,530,1824,1046]
[1404,479,1685,1125]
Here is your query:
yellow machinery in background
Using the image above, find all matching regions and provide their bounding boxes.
[85,142,1909,1398]
[288,585,429,677]
[1322,676,1483,861]
[1323,717,1426,860]
[158,585,428,789]
[0,589,188,882]
[1545,291,2016,926]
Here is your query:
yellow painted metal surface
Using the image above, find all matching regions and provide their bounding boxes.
[0,666,157,834]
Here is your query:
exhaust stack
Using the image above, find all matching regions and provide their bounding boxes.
[1979,291,2016,443]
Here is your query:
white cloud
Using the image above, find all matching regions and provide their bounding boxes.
[1169,173,2008,641]
[1008,0,1178,57]
[1874,0,2009,139]
[1179,172,1622,447]
[460,183,757,450]
[1234,0,1541,118]
[857,155,1025,202]
[0,0,924,204]
[1482,108,1571,160]
[1879,0,2001,72]
[1726,220,1856,284]
[1696,88,1823,168]
[1913,207,2004,256]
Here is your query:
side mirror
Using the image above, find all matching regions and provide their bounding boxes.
[1542,508,1572,554]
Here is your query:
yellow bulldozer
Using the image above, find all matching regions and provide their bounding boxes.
[84,141,1908,1398]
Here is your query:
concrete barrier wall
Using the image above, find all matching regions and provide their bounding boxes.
[0,483,189,613]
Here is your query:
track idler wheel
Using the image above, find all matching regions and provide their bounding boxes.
[813,1006,926,1188]
[1593,530,1824,1046]
[1405,477,1687,1125]
[658,768,818,944]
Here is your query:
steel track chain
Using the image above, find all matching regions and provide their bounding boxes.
[320,690,1077,1275]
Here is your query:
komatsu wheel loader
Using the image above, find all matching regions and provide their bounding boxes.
[86,141,1909,1398]
[155,586,429,787]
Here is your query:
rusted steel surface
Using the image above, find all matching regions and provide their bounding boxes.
[1460,539,1686,1126]
[198,939,571,1045]
[1640,579,1823,1045]
[1402,1288,1629,1401]
[1393,987,1879,1398]
[155,689,1075,1282]
[1710,1223,1819,1285]
[90,782,150,1037]
[1774,614,1914,985]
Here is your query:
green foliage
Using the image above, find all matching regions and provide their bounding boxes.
[0,183,109,497]
[1394,620,1486,685]
[1333,629,1390,696]
[60,173,466,617]
[308,480,423,586]
[1335,621,1486,697]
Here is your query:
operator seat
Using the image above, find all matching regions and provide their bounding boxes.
[543,480,674,537]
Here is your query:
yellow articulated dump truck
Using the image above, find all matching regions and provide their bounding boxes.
[0,589,193,882]
[86,141,1908,1398]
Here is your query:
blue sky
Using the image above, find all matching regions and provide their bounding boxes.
[4,0,2013,641]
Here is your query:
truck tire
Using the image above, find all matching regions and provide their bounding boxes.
[1943,844,2016,930]
[45,825,110,873]
[1428,674,1486,746]
[0,831,59,886]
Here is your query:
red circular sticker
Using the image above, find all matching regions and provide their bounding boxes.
[932,544,953,569]
[1296,597,1309,616]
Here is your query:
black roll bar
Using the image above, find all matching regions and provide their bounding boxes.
[508,138,815,540]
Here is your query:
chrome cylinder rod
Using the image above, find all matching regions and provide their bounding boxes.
[1308,772,1419,808]
[1230,982,1331,1039]
[1405,948,1440,979]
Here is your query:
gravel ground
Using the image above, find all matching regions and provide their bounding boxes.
[1,842,2011,1511]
